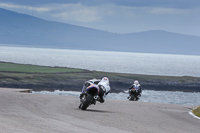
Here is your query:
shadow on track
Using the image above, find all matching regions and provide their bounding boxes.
[77,109,114,113]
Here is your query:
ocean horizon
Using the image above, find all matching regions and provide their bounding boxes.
[1,46,200,77]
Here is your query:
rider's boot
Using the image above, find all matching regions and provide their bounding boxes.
[97,97,105,103]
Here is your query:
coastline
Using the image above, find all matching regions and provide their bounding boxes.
[1,62,200,92]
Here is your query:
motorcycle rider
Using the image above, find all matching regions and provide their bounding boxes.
[127,80,142,99]
[80,77,111,103]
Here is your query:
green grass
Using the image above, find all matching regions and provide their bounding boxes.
[0,62,85,73]
[0,61,200,92]
[1,61,200,82]
[193,106,200,117]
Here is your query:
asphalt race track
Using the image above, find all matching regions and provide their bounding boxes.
[0,88,199,133]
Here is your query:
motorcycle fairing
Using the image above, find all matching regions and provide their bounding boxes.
[86,84,99,95]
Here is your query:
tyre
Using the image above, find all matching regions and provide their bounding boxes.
[79,102,83,109]
[81,94,93,110]
[130,95,136,101]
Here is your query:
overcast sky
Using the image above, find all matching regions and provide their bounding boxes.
[1,0,200,36]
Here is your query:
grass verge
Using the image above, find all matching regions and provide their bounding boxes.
[193,106,200,117]
[0,62,86,73]
[0,61,200,92]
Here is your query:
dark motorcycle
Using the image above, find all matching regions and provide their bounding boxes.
[128,88,139,101]
[79,84,99,110]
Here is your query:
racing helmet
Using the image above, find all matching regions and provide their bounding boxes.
[101,77,109,82]
[134,80,139,85]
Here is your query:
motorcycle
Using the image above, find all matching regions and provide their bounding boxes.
[79,84,99,110]
[128,88,139,101]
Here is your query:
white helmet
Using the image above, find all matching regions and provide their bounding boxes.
[134,80,139,85]
[101,77,109,82]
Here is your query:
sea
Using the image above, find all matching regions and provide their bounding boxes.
[32,90,200,106]
[1,46,200,105]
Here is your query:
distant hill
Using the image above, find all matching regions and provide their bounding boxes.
[0,8,200,55]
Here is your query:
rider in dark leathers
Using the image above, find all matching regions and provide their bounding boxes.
[128,80,142,99]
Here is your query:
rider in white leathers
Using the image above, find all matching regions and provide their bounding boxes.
[80,77,111,103]
[98,77,111,103]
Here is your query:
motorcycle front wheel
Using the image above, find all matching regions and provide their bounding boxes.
[81,94,93,110]
[129,95,137,101]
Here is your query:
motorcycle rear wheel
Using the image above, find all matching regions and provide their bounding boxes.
[81,94,93,110]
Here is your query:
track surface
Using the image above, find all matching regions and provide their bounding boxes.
[0,88,200,133]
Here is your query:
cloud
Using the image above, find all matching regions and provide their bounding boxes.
[1,0,200,36]
[51,4,100,22]
[51,4,113,23]
[0,2,113,23]
[0,3,51,12]
[1,0,200,9]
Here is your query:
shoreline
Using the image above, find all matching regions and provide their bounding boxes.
[0,62,200,92]
[1,74,200,93]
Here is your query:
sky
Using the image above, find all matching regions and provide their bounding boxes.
[0,0,200,36]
